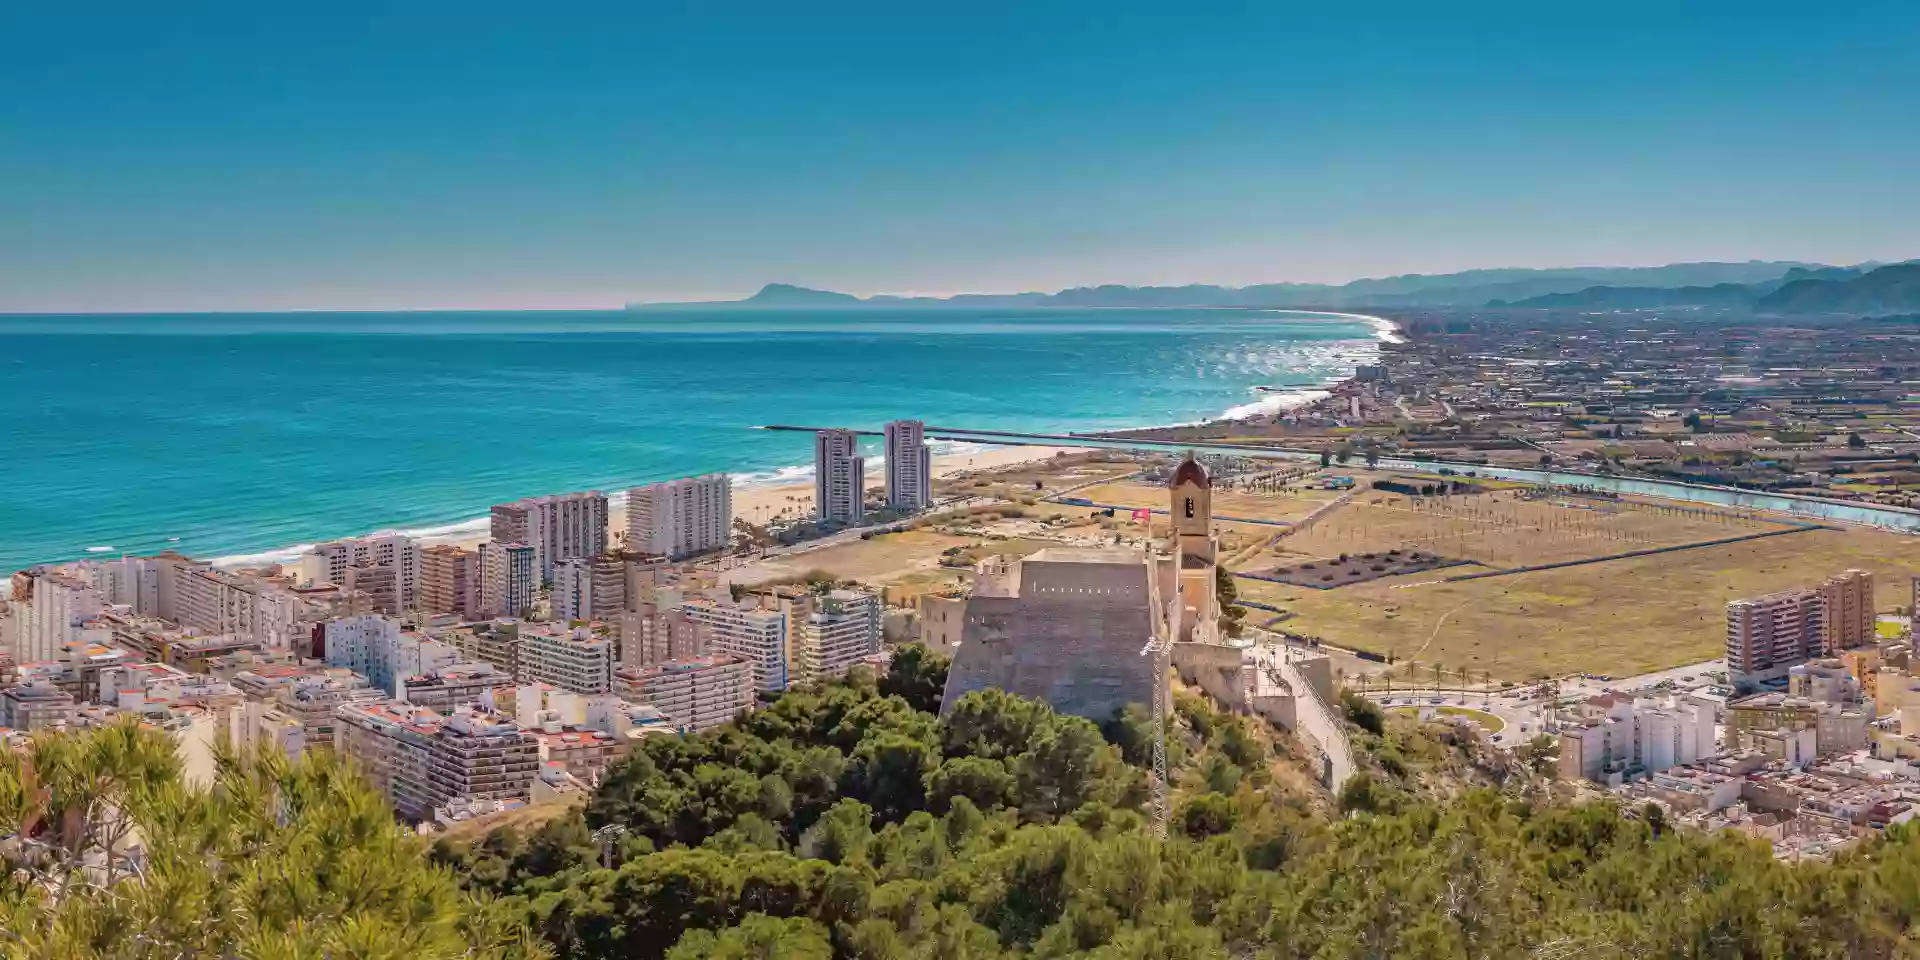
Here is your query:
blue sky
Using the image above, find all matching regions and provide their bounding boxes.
[3,1,1917,311]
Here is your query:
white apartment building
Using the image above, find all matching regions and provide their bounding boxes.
[166,562,299,651]
[614,654,754,732]
[70,556,163,615]
[884,419,933,512]
[627,474,732,558]
[9,570,105,663]
[490,491,608,580]
[322,614,463,696]
[1557,693,1715,785]
[223,700,308,761]
[520,625,614,695]
[681,595,789,692]
[814,429,866,524]
[788,589,883,685]
[552,558,594,623]
[478,541,537,618]
[301,532,423,613]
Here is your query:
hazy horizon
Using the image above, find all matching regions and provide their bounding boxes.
[5,2,1917,312]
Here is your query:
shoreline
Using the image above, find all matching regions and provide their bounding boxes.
[207,442,1083,568]
[112,311,1399,571]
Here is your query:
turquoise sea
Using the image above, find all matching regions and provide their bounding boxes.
[0,308,1382,571]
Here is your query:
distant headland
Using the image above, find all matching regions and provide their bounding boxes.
[626,259,1912,312]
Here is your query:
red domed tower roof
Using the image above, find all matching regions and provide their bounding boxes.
[1170,454,1210,489]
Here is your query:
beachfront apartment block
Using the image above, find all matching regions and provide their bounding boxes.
[164,561,300,651]
[680,595,789,692]
[1727,588,1829,686]
[627,474,733,558]
[613,654,754,732]
[788,588,883,686]
[519,625,614,695]
[1820,569,1875,651]
[300,531,423,613]
[73,555,164,616]
[884,419,933,512]
[478,541,537,618]
[814,429,866,523]
[6,569,104,663]
[489,490,608,580]
[419,544,481,619]
[335,700,539,822]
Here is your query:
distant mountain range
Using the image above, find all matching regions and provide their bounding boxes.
[630,259,1917,314]
[1494,262,1920,314]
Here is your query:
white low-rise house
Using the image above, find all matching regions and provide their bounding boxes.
[1558,692,1716,785]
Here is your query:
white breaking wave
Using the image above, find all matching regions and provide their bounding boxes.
[1217,388,1333,421]
[210,516,496,568]
[211,541,323,569]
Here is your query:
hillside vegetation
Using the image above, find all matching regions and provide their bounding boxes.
[0,720,544,959]
[431,645,1920,959]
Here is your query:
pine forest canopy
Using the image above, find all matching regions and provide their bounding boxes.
[15,646,1920,957]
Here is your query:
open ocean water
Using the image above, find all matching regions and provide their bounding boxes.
[0,308,1384,571]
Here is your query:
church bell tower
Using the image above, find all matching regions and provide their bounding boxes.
[1168,454,1218,643]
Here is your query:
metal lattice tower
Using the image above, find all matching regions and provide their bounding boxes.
[1141,632,1172,838]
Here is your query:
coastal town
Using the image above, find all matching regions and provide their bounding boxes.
[2,310,1917,864]
[1140,309,1920,512]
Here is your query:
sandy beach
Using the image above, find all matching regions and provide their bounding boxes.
[422,443,1076,552]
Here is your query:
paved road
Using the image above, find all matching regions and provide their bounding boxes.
[1356,656,1728,743]
[1256,645,1355,789]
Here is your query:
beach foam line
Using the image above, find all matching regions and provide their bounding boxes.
[1218,388,1333,421]
[1263,309,1401,344]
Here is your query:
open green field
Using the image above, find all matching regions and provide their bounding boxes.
[1242,525,1920,681]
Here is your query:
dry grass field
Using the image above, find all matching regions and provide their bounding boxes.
[1068,480,1337,524]
[731,529,975,586]
[1264,489,1786,569]
[1242,524,1920,681]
